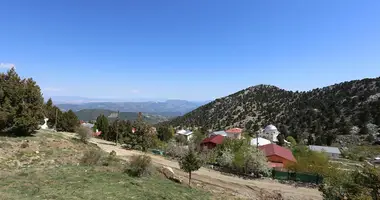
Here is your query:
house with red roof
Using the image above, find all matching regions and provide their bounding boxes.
[201,135,224,149]
[259,143,296,169]
[225,128,243,139]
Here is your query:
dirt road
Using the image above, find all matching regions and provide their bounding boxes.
[63,132,322,200]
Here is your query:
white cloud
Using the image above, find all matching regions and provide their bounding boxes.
[130,89,140,94]
[44,87,62,92]
[0,63,16,69]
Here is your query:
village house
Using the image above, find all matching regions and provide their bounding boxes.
[225,128,243,139]
[308,145,341,159]
[201,135,224,149]
[259,143,297,169]
[176,129,193,141]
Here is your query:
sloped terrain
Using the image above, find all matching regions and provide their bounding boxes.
[0,131,210,200]
[74,109,169,124]
[167,77,380,144]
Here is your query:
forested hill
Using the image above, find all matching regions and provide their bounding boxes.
[74,109,169,124]
[167,77,380,144]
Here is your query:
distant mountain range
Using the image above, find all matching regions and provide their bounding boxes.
[56,100,208,117]
[74,109,169,124]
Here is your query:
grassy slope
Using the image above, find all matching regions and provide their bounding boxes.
[0,166,209,200]
[0,131,210,200]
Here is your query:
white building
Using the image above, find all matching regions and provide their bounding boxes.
[308,145,341,159]
[259,124,280,142]
[176,129,193,141]
[258,124,290,144]
[250,137,272,146]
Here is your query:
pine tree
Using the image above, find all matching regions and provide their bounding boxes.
[96,114,109,139]
[179,150,202,186]
[0,69,44,136]
[57,110,79,132]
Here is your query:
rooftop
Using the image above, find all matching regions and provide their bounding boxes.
[201,135,224,145]
[176,129,193,136]
[308,145,341,154]
[225,128,243,134]
[211,130,227,137]
[259,144,297,162]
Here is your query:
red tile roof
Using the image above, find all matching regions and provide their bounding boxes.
[201,135,224,145]
[259,144,297,162]
[225,128,243,134]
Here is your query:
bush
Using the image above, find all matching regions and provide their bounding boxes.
[165,140,188,158]
[80,149,102,165]
[125,154,153,177]
[76,126,92,144]
[102,150,121,167]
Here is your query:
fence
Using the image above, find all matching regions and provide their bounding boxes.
[271,169,323,184]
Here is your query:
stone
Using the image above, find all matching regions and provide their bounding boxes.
[161,166,175,179]
[160,166,182,184]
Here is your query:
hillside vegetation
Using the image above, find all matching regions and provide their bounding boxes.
[74,109,169,124]
[168,77,380,145]
[0,131,209,200]
[57,100,205,116]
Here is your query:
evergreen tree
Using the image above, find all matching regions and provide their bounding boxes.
[245,120,253,130]
[96,114,109,139]
[307,134,315,145]
[57,110,79,132]
[276,134,285,146]
[359,125,369,135]
[157,126,174,142]
[0,68,44,136]
[279,124,289,137]
[179,150,202,186]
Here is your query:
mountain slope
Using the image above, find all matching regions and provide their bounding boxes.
[167,77,380,144]
[75,109,169,124]
[57,100,206,116]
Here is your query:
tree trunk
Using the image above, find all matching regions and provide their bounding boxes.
[189,171,191,186]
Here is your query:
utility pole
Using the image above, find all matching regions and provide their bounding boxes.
[115,110,120,146]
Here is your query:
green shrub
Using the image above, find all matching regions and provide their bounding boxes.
[80,149,102,165]
[102,150,120,166]
[76,126,92,144]
[125,155,153,177]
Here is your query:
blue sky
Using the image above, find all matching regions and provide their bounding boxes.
[1,0,380,101]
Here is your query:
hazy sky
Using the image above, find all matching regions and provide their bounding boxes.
[1,0,380,101]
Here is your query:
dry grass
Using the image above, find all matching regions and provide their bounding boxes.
[0,130,211,200]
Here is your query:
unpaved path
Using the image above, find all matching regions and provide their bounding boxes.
[63,132,322,200]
